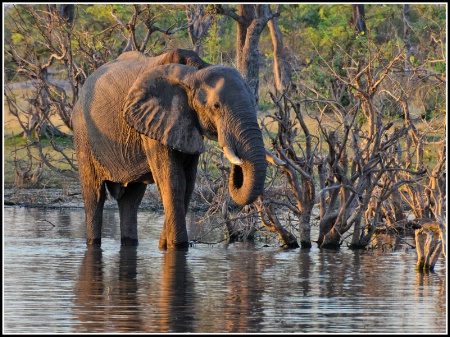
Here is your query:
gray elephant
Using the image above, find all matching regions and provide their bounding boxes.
[72,49,271,249]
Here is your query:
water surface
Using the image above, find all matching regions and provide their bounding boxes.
[3,207,447,333]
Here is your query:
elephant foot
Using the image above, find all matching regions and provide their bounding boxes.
[121,237,139,246]
[158,238,189,250]
[158,237,168,250]
[87,238,102,246]
[172,242,189,251]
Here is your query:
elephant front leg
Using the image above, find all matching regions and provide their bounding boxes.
[156,168,190,249]
[158,206,189,250]
[143,140,191,250]
[159,154,199,250]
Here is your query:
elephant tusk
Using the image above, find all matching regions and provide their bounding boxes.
[265,148,286,166]
[223,146,244,166]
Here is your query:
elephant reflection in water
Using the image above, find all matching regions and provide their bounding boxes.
[72,244,267,333]
[73,247,194,333]
[149,251,195,333]
[73,246,144,332]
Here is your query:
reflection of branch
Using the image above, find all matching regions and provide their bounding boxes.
[42,219,56,227]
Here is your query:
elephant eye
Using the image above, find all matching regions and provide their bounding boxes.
[213,102,221,110]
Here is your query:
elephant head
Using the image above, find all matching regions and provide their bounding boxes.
[123,63,268,206]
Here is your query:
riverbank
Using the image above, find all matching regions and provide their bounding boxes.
[3,185,164,210]
[3,184,215,212]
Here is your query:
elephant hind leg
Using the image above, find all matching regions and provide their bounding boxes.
[116,182,147,246]
[75,136,107,245]
[82,181,107,246]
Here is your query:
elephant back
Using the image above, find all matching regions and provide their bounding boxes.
[75,55,151,182]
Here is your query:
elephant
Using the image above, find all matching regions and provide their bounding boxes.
[72,48,275,249]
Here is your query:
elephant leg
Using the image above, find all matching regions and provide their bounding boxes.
[81,180,107,246]
[116,182,147,246]
[76,138,107,246]
[142,139,198,250]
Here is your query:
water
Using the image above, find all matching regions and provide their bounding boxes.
[3,207,447,333]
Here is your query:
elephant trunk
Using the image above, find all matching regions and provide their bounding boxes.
[225,127,267,206]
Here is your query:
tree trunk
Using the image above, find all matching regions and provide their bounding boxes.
[236,5,273,105]
[415,227,443,271]
[216,4,276,104]
[351,4,366,33]
[236,5,254,74]
[267,4,292,92]
[255,197,299,248]
[320,226,342,249]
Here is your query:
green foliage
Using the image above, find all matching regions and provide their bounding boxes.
[4,134,28,147]
[85,4,115,20]
[203,20,225,64]
[202,16,235,65]
[5,4,446,82]
[4,133,73,149]
[366,4,403,43]
[432,61,445,74]
[421,110,434,121]
[4,5,56,80]
[258,99,272,113]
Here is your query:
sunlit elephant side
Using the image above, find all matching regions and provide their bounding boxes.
[72,49,268,249]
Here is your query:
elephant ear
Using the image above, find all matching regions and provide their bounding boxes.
[123,65,205,154]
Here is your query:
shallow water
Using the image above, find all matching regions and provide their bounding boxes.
[3,207,447,333]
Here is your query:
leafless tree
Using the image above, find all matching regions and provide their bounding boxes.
[185,4,214,54]
[4,4,197,187]
[257,26,445,250]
